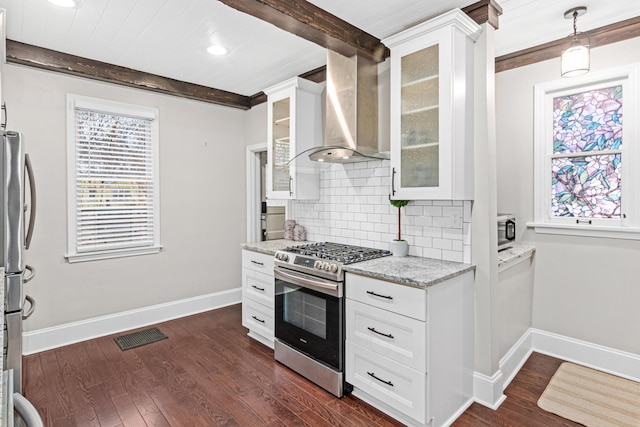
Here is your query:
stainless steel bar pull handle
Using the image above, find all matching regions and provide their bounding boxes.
[251,284,265,291]
[366,290,393,300]
[367,371,393,387]
[25,153,36,250]
[23,265,36,283]
[23,295,36,320]
[251,315,265,324]
[13,392,45,427]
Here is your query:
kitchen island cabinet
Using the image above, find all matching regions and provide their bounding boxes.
[265,77,323,200]
[384,9,481,201]
[344,257,475,427]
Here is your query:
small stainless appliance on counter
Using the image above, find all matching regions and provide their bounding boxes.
[497,213,516,251]
[273,242,391,397]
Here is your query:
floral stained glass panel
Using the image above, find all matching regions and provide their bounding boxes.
[553,86,622,154]
[551,86,623,219]
[552,155,621,218]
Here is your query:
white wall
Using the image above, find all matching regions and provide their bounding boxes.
[496,37,640,355]
[5,64,247,331]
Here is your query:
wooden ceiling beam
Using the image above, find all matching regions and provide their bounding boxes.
[462,0,503,29]
[218,0,389,62]
[496,16,640,73]
[6,40,252,110]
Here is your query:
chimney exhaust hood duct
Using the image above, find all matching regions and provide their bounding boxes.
[308,50,389,163]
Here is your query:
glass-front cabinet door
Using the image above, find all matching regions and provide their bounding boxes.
[385,10,481,200]
[271,96,292,195]
[266,77,323,200]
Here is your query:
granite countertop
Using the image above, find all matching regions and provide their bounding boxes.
[344,256,475,289]
[498,244,536,271]
[241,240,475,289]
[241,239,311,255]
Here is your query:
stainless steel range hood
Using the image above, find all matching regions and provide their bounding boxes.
[308,50,388,163]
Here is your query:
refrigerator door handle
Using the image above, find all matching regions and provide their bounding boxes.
[13,392,45,427]
[22,295,36,320]
[23,264,36,283]
[25,152,36,250]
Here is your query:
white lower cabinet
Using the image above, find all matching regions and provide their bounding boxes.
[347,342,427,423]
[346,271,474,427]
[241,250,275,348]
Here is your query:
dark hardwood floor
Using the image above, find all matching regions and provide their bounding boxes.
[23,304,579,426]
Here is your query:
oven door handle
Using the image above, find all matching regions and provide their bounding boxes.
[274,267,342,298]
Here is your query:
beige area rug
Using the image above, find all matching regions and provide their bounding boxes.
[537,362,640,427]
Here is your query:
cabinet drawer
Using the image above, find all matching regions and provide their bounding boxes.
[346,273,426,321]
[242,298,274,340]
[243,268,274,308]
[242,250,274,274]
[346,342,427,424]
[346,299,426,372]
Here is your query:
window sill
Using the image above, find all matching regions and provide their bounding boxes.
[66,245,163,263]
[527,222,640,240]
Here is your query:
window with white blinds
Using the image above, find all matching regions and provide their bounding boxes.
[67,95,161,262]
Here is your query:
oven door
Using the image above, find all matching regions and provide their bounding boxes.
[274,267,343,371]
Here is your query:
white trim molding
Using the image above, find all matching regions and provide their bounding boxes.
[473,370,507,409]
[473,327,640,409]
[23,288,242,355]
[531,328,640,383]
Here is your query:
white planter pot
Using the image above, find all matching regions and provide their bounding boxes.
[390,240,409,257]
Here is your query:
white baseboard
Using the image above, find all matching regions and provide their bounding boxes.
[473,327,640,409]
[23,287,242,355]
[531,328,640,383]
[499,329,534,389]
[472,370,506,409]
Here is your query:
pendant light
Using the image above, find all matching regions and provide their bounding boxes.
[561,6,590,78]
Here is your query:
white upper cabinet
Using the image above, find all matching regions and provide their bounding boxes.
[265,77,323,200]
[384,9,481,200]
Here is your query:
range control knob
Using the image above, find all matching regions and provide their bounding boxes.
[322,262,331,271]
[314,260,322,270]
[329,264,338,273]
[282,253,289,262]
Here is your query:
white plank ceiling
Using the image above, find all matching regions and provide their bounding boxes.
[0,0,638,97]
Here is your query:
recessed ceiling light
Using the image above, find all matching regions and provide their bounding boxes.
[207,45,227,56]
[48,0,78,7]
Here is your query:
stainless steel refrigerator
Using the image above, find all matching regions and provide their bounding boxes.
[1,131,36,395]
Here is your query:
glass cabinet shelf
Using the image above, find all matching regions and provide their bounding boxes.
[274,117,290,126]
[402,74,439,88]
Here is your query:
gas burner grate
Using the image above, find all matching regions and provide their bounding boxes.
[283,242,391,264]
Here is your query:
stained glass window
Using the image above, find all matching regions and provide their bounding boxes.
[551,86,623,218]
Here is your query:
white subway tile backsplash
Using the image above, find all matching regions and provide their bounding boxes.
[433,238,452,250]
[442,250,463,262]
[424,206,443,217]
[405,205,423,216]
[433,216,453,228]
[289,160,472,263]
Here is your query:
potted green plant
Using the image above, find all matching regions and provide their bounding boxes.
[389,196,410,256]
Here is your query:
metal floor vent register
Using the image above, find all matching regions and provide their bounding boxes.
[114,327,168,351]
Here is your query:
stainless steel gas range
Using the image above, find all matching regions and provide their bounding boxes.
[273,242,391,397]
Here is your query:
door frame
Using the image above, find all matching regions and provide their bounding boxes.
[246,143,267,242]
